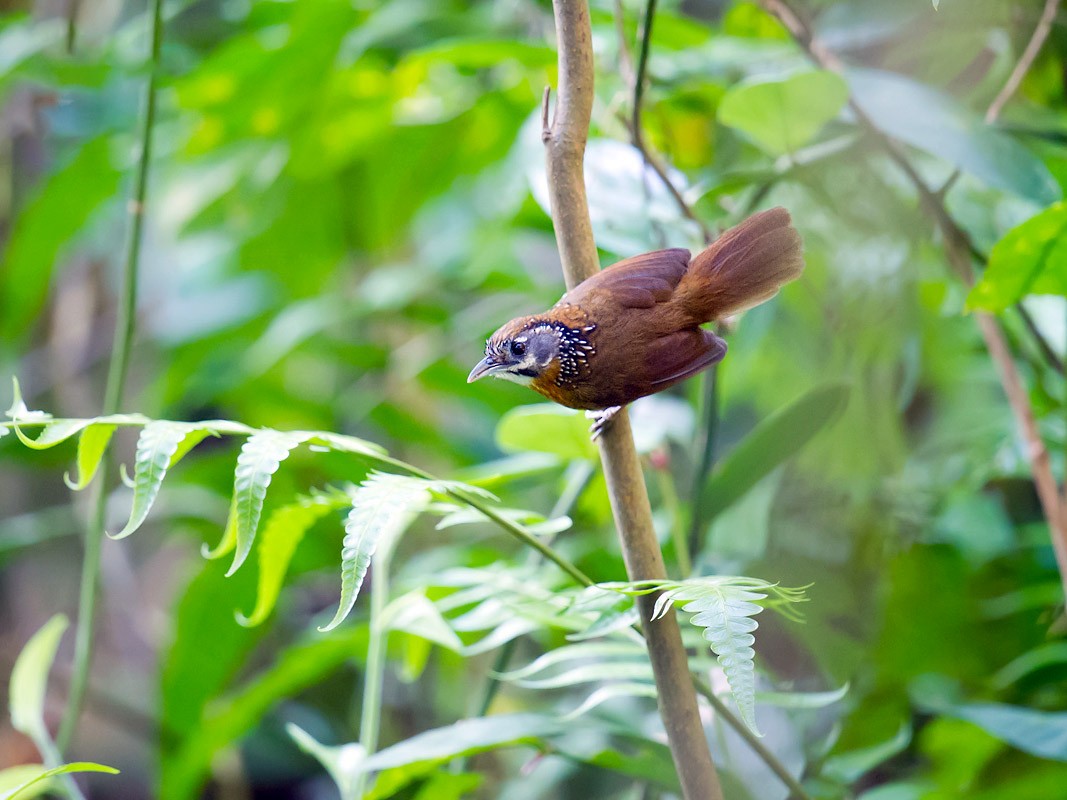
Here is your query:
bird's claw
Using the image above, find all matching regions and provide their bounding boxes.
[586,406,621,441]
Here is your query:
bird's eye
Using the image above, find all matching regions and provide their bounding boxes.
[510,340,527,357]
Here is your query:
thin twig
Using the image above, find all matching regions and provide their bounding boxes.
[545,1,724,797]
[759,0,1067,597]
[65,0,81,54]
[624,0,713,243]
[1016,304,1065,374]
[58,0,165,752]
[985,0,1062,123]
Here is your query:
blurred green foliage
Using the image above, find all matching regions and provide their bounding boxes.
[2,0,1067,798]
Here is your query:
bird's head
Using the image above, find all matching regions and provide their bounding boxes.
[467,318,563,386]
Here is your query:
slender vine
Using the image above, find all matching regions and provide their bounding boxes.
[57,0,165,752]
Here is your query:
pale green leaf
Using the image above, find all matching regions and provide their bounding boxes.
[0,762,118,800]
[718,70,848,156]
[63,423,117,491]
[110,421,194,540]
[362,713,563,772]
[382,591,465,652]
[922,699,1067,761]
[823,723,913,783]
[226,429,312,576]
[562,682,659,721]
[495,404,596,460]
[287,725,366,800]
[848,68,1060,204]
[319,473,431,631]
[755,683,850,709]
[967,201,1067,311]
[10,614,67,745]
[236,496,341,626]
[512,662,654,690]
[494,641,645,682]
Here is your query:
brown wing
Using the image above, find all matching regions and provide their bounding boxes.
[557,248,691,310]
[644,329,727,390]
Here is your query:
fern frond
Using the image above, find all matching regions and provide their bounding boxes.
[603,576,808,735]
[226,429,312,576]
[319,473,431,632]
[63,423,117,490]
[110,421,200,540]
[237,494,345,627]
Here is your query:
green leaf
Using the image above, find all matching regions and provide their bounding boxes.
[702,382,849,520]
[494,641,646,682]
[848,68,1061,205]
[202,496,238,560]
[10,419,90,450]
[755,682,850,709]
[10,614,67,745]
[823,722,913,783]
[319,473,431,632]
[226,429,311,576]
[290,713,563,786]
[562,682,659,720]
[63,423,117,491]
[287,726,366,800]
[967,201,1067,311]
[495,404,596,460]
[111,421,199,539]
[0,136,124,342]
[614,577,807,735]
[718,70,849,156]
[162,626,365,800]
[236,495,341,626]
[0,762,118,800]
[922,699,1067,761]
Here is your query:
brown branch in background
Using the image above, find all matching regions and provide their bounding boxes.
[544,2,724,798]
[985,0,1062,123]
[759,0,1067,596]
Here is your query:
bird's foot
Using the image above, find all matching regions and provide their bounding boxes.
[586,406,622,441]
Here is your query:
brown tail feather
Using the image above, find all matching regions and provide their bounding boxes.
[676,207,804,323]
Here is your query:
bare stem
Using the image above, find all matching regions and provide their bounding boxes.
[57,0,164,752]
[544,2,724,797]
[985,0,1062,124]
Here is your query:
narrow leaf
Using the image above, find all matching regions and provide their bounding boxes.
[110,421,193,540]
[702,382,849,520]
[848,68,1060,205]
[226,430,311,576]
[236,496,340,626]
[63,423,116,491]
[494,642,645,682]
[319,474,430,631]
[202,496,238,560]
[562,682,659,721]
[361,713,564,772]
[10,614,67,745]
[0,762,119,800]
[12,419,91,450]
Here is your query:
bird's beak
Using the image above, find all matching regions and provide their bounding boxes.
[467,357,503,383]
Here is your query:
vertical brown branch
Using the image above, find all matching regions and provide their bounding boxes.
[543,2,724,798]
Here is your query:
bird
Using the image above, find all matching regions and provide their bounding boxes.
[468,207,804,438]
